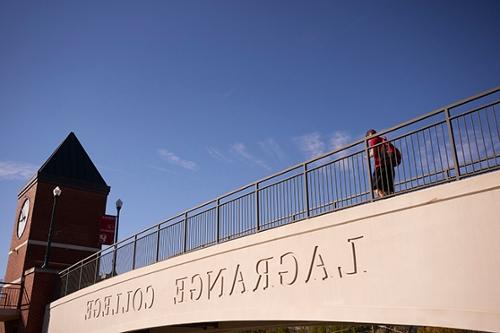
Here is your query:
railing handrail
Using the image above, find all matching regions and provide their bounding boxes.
[59,86,500,277]
[0,282,22,287]
[373,86,500,139]
[0,281,23,310]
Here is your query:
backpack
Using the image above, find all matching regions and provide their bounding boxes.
[382,138,402,166]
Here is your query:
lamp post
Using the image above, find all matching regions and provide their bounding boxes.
[42,186,62,269]
[114,199,122,244]
[112,199,122,276]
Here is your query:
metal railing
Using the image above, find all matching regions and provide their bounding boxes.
[59,86,500,297]
[0,282,23,310]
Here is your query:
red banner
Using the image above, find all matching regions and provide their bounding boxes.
[99,215,116,245]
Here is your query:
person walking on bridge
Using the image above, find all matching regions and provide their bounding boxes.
[366,129,397,198]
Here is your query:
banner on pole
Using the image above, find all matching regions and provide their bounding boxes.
[99,215,116,245]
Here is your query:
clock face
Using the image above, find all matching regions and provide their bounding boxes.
[17,199,30,238]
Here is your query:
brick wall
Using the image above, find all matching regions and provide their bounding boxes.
[4,182,38,283]
[5,179,108,283]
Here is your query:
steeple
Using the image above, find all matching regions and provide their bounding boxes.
[35,132,110,193]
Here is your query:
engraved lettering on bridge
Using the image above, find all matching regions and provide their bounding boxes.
[84,285,155,320]
[174,277,187,304]
[208,268,227,300]
[305,246,328,283]
[278,252,298,286]
[190,274,203,301]
[230,264,246,295]
[173,235,365,305]
[253,257,273,292]
[338,236,364,277]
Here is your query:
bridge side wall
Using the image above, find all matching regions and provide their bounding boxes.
[47,171,500,333]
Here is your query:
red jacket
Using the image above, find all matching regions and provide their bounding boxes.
[368,136,385,168]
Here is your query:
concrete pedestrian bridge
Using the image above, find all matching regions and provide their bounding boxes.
[47,88,500,333]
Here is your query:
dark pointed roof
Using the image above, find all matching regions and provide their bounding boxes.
[35,132,110,193]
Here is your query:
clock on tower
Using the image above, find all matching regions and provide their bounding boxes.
[16,199,30,239]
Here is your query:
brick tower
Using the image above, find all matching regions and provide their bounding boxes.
[1,132,110,333]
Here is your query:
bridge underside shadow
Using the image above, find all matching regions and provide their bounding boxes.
[139,320,416,333]
[48,171,500,333]
[142,321,333,333]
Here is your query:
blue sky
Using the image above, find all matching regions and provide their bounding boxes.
[1,0,499,277]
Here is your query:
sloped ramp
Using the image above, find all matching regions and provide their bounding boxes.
[47,171,500,333]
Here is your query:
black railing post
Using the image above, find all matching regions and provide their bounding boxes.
[132,235,137,270]
[155,225,161,262]
[303,164,310,217]
[78,261,83,290]
[183,212,189,253]
[1,284,6,308]
[64,272,69,296]
[255,184,260,231]
[364,137,374,201]
[17,278,24,310]
[215,199,220,242]
[2,286,7,308]
[112,244,118,277]
[93,255,98,285]
[444,108,461,180]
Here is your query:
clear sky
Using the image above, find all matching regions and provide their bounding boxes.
[1,0,499,277]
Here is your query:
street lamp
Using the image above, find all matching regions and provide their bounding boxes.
[114,199,123,244]
[112,199,123,276]
[42,186,62,269]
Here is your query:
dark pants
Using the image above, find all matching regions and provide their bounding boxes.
[372,165,395,195]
